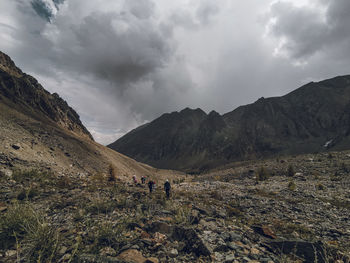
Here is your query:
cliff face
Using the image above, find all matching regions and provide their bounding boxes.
[109,75,350,172]
[0,51,93,141]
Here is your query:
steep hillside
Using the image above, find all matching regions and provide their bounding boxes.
[0,51,178,180]
[109,75,350,172]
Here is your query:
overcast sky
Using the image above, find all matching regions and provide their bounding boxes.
[1,0,350,144]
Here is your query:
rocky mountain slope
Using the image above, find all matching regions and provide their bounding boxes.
[1,150,349,262]
[109,75,350,172]
[0,50,177,179]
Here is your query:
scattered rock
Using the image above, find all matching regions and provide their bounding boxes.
[11,144,20,150]
[169,248,178,258]
[5,250,16,257]
[117,249,147,263]
[252,225,277,239]
[99,247,116,257]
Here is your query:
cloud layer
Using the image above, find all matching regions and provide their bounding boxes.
[1,0,350,144]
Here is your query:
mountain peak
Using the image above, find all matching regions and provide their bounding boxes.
[0,51,23,78]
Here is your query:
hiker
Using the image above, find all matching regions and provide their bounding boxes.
[148,180,155,193]
[141,176,146,184]
[164,179,171,199]
[132,175,137,184]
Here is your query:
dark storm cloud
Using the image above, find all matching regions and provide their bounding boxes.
[31,0,64,21]
[268,0,350,60]
[69,11,172,87]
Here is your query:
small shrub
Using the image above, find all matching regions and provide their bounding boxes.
[174,206,191,224]
[55,176,72,189]
[287,165,295,177]
[107,164,117,182]
[85,197,116,215]
[226,206,242,217]
[21,222,60,262]
[288,180,296,191]
[210,190,223,201]
[0,203,39,249]
[256,167,269,181]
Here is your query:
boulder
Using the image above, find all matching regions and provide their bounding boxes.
[172,226,211,257]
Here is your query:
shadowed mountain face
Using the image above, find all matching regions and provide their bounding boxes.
[109,75,350,172]
[0,51,93,141]
[0,51,173,178]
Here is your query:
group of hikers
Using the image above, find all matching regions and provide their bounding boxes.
[132,175,171,199]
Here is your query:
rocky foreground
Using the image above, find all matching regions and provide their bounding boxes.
[1,150,350,262]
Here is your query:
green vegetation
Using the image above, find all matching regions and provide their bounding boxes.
[107,164,117,182]
[0,203,60,262]
[287,180,296,191]
[256,166,269,181]
[287,165,295,177]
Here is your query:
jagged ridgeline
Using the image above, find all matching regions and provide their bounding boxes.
[0,51,93,140]
[109,75,350,172]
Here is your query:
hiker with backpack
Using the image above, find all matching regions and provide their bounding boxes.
[164,179,171,199]
[141,176,146,184]
[148,180,155,193]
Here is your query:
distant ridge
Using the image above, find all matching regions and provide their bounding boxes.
[109,75,350,172]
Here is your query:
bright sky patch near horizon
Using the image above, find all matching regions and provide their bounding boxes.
[1,0,350,144]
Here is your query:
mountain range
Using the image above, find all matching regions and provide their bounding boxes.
[109,75,350,172]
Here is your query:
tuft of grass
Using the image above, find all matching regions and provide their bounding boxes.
[256,166,269,181]
[0,202,61,262]
[288,180,296,191]
[209,190,223,201]
[107,164,117,182]
[16,186,40,201]
[20,221,60,262]
[85,197,116,215]
[0,203,38,249]
[287,165,295,177]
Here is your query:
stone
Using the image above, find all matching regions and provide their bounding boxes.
[224,254,235,263]
[140,231,151,239]
[99,247,116,257]
[252,225,277,239]
[172,226,211,256]
[153,232,167,244]
[59,246,68,255]
[250,247,259,255]
[0,202,7,212]
[169,248,178,258]
[146,221,174,235]
[11,144,20,150]
[5,250,16,257]
[117,249,147,263]
[229,232,242,241]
